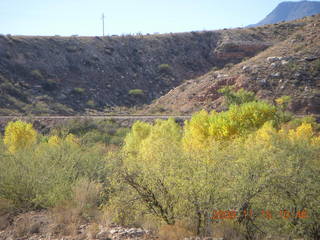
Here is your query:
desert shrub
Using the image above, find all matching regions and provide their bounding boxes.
[81,130,109,145]
[80,127,129,146]
[66,45,78,53]
[211,66,220,71]
[183,101,277,151]
[69,178,103,221]
[49,176,103,239]
[128,89,144,96]
[158,222,194,240]
[275,95,292,109]
[0,144,76,209]
[218,86,256,107]
[72,87,85,95]
[86,99,95,107]
[242,57,250,62]
[286,115,320,131]
[48,135,61,146]
[30,69,44,80]
[225,63,234,69]
[4,120,37,153]
[119,119,182,225]
[158,64,172,74]
[211,220,246,240]
[51,119,129,146]
[110,95,320,239]
[42,79,58,91]
[116,118,226,234]
[0,127,110,210]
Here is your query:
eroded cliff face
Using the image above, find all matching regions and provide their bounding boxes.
[0,23,295,115]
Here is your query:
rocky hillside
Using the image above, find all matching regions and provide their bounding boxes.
[250,0,320,27]
[146,15,320,115]
[0,21,303,115]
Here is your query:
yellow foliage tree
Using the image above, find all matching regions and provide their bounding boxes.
[182,109,212,152]
[123,121,152,156]
[138,118,182,162]
[48,133,78,147]
[4,120,37,153]
[65,133,78,145]
[48,135,61,146]
[183,101,277,151]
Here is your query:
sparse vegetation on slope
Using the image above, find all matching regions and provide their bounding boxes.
[146,14,320,116]
[0,19,307,115]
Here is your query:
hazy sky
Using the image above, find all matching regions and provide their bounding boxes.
[0,0,315,36]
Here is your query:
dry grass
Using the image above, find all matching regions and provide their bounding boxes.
[49,202,81,236]
[49,178,103,237]
[14,215,33,238]
[158,221,194,240]
[211,220,246,240]
[0,199,15,231]
[11,213,47,238]
[87,222,100,239]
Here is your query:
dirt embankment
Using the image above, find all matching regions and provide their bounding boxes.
[145,15,320,115]
[0,23,296,115]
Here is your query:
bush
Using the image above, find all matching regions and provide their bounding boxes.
[275,95,292,110]
[158,222,193,240]
[225,63,234,69]
[183,101,277,151]
[128,89,144,96]
[30,70,44,80]
[158,64,172,74]
[42,79,58,91]
[72,87,85,95]
[0,127,110,210]
[86,100,95,107]
[53,119,129,146]
[218,86,256,107]
[112,96,320,238]
[4,120,37,153]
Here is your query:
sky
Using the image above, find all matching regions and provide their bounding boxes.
[0,0,315,36]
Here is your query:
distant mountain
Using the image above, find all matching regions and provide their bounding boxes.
[249,1,320,27]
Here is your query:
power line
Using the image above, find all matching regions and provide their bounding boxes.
[101,13,105,36]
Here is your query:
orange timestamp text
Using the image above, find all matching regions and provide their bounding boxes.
[211,209,308,220]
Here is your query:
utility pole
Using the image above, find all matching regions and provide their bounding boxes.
[101,13,105,36]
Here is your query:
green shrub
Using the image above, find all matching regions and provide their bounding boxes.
[158,64,172,74]
[30,69,44,80]
[211,66,220,71]
[42,79,58,91]
[0,132,110,210]
[52,119,129,146]
[113,111,320,238]
[225,63,234,69]
[128,89,144,96]
[218,86,256,107]
[86,100,96,107]
[242,57,250,62]
[66,45,78,53]
[72,87,85,94]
